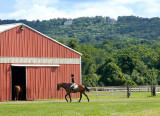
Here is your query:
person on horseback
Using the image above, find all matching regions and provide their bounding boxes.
[70,74,76,92]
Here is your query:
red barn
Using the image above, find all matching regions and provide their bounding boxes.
[0,23,82,101]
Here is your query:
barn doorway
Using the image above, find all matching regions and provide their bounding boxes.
[11,66,26,100]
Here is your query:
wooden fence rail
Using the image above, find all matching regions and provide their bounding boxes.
[88,85,160,97]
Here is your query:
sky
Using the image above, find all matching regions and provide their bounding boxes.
[0,0,160,21]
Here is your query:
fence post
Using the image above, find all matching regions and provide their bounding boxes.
[151,85,156,96]
[127,86,129,98]
[112,87,113,96]
[96,87,98,97]
[151,85,153,96]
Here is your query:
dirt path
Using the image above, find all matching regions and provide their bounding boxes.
[0,99,160,104]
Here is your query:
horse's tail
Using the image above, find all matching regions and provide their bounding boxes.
[85,85,90,92]
[14,85,21,100]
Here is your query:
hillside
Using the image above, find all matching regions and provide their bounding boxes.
[1,16,160,43]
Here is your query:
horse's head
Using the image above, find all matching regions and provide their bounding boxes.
[57,83,62,91]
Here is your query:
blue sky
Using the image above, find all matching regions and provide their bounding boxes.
[0,0,160,21]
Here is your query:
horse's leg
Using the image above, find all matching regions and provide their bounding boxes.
[78,92,82,102]
[19,91,21,100]
[15,93,17,100]
[18,92,20,101]
[65,94,68,102]
[16,91,19,101]
[83,92,89,102]
[15,92,16,100]
[69,94,72,102]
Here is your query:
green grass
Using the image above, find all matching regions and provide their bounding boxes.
[1,92,160,116]
[34,92,160,102]
[87,91,160,100]
[1,100,160,116]
[65,92,160,101]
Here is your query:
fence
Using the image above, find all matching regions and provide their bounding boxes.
[88,85,160,98]
[88,86,127,97]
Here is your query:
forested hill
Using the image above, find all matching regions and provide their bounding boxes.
[1,16,160,87]
[1,16,160,43]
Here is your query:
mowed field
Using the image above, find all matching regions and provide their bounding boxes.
[1,92,160,116]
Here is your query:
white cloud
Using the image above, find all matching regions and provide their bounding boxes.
[7,5,66,20]
[0,0,160,20]
[0,0,63,20]
[69,0,135,19]
[143,0,160,17]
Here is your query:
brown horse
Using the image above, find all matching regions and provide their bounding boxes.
[14,85,23,100]
[57,83,90,102]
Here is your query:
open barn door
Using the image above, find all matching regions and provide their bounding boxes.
[11,66,26,100]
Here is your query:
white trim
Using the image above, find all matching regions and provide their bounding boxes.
[0,23,22,33]
[25,67,27,100]
[51,72,52,98]
[80,56,82,85]
[11,64,60,67]
[0,57,80,64]
[11,67,13,100]
[0,23,82,56]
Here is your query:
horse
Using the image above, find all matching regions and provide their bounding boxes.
[14,85,23,100]
[57,83,90,102]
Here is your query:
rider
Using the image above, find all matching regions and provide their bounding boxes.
[70,74,76,92]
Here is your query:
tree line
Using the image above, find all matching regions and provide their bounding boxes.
[68,39,160,86]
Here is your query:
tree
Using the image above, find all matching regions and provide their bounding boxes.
[131,70,145,85]
[98,59,126,86]
[80,44,97,86]
[146,68,158,85]
[67,38,79,51]
[118,55,135,75]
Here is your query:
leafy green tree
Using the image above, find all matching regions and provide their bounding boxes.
[118,55,135,75]
[80,45,97,86]
[131,70,145,85]
[98,58,126,86]
[67,38,79,50]
[146,68,158,85]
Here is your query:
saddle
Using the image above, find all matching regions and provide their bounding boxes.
[73,84,78,89]
[70,83,78,89]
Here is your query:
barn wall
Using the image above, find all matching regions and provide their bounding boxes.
[0,64,81,101]
[27,64,80,100]
[0,24,82,101]
[0,26,80,58]
[0,63,11,101]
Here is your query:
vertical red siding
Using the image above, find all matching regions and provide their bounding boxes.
[0,64,11,101]
[0,26,80,58]
[26,64,80,100]
[27,68,31,100]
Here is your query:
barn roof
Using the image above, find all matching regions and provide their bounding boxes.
[0,23,82,56]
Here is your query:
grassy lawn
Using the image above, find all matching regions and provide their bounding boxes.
[1,92,160,116]
[34,92,160,102]
[68,91,160,101]
[1,100,160,116]
[88,91,160,99]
